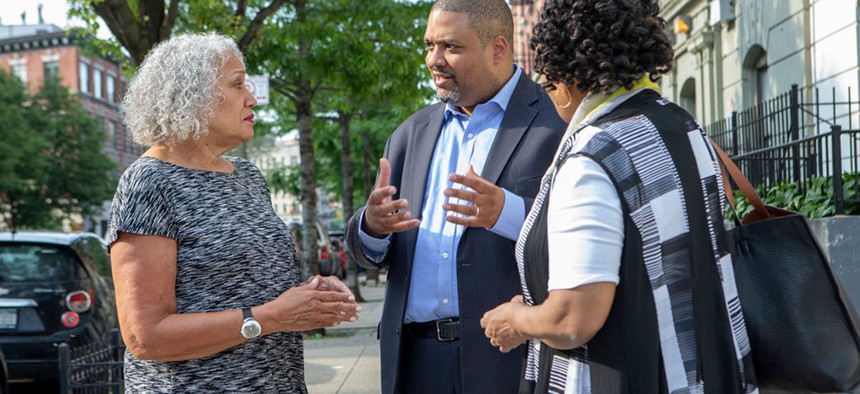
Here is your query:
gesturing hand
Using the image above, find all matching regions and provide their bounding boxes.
[443,165,505,228]
[362,158,420,238]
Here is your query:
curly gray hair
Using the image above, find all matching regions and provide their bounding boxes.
[121,32,244,146]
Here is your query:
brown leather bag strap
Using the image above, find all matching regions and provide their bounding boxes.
[709,138,772,220]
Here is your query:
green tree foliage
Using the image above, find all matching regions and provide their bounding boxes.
[313,106,428,216]
[0,72,116,230]
[68,0,288,67]
[247,0,432,280]
[69,0,434,289]
[311,0,433,215]
[256,0,432,210]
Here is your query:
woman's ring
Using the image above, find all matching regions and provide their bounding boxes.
[475,206,480,217]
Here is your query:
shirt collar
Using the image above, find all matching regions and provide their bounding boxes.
[445,64,522,118]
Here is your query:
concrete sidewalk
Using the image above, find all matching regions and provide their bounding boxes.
[304,273,386,394]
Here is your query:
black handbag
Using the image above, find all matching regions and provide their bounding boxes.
[713,142,860,392]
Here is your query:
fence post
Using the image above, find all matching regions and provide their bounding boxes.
[110,328,125,394]
[832,125,844,215]
[731,111,739,155]
[790,84,801,182]
[58,343,70,394]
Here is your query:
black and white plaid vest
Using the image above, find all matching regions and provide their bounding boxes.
[518,90,758,394]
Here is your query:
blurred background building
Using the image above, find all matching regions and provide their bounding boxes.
[510,0,546,77]
[0,19,137,174]
[512,0,860,129]
[0,6,136,235]
[251,134,340,230]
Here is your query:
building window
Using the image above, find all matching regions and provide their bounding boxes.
[93,67,104,99]
[44,61,59,80]
[11,61,27,84]
[679,78,697,119]
[106,120,117,150]
[79,61,90,94]
[106,75,116,103]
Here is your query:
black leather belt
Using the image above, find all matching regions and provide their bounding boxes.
[405,318,460,341]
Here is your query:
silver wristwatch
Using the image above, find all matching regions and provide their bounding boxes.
[240,307,261,339]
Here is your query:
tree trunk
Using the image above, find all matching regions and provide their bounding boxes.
[360,117,380,285]
[87,0,287,66]
[297,85,319,281]
[361,127,374,201]
[294,0,325,338]
[337,111,362,301]
[90,0,175,66]
[295,0,318,281]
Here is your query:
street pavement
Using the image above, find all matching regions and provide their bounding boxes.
[304,273,386,394]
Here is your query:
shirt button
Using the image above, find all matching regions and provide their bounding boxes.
[442,252,449,259]
[442,298,449,305]
[467,133,474,139]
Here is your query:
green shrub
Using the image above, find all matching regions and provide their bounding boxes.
[726,173,860,221]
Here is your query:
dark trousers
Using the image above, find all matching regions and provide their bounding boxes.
[398,335,463,394]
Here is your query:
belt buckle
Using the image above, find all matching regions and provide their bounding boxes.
[436,318,455,342]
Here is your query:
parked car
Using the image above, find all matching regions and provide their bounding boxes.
[0,232,117,383]
[286,222,344,278]
[0,348,8,393]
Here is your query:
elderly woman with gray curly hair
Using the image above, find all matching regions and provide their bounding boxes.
[478,0,759,392]
[106,32,360,393]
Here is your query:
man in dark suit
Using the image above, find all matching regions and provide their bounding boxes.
[344,1,566,393]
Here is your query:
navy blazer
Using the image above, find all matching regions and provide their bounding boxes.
[345,72,566,394]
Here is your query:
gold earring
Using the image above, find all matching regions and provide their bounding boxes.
[555,87,573,109]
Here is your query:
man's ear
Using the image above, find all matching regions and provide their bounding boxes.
[491,35,511,65]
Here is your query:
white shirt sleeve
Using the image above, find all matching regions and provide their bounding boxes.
[547,155,624,291]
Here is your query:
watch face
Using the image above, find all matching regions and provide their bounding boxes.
[241,320,262,339]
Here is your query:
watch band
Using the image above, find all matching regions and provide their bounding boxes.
[242,307,253,321]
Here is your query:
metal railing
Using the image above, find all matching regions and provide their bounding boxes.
[58,329,124,394]
[706,85,860,215]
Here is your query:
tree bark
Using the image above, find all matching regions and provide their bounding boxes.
[295,0,319,281]
[87,0,286,65]
[91,0,162,66]
[297,84,319,280]
[360,113,379,285]
[336,111,362,301]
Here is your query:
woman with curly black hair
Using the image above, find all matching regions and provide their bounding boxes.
[477,0,759,392]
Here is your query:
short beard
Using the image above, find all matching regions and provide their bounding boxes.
[432,66,460,104]
[438,85,461,104]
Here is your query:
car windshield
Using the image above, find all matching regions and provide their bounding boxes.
[0,243,75,282]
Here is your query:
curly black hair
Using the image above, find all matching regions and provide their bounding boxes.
[531,0,674,94]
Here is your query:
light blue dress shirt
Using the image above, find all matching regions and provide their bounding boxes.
[359,66,526,323]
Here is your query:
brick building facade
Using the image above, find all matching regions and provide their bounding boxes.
[0,24,138,175]
[0,24,138,233]
[510,0,546,77]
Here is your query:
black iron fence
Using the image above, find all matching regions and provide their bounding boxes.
[58,329,124,394]
[706,84,860,214]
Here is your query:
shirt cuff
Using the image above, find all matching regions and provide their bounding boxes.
[487,188,525,241]
[358,209,391,263]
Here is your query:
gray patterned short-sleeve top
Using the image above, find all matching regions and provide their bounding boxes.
[107,156,307,393]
